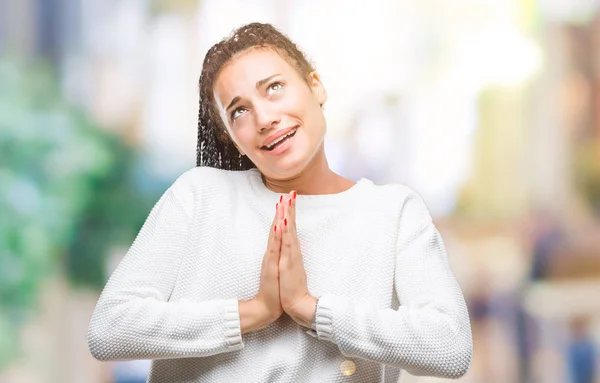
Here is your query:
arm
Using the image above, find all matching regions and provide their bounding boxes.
[311,192,473,378]
[87,184,248,361]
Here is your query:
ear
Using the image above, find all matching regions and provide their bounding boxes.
[308,71,327,106]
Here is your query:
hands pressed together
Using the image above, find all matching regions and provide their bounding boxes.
[251,191,317,331]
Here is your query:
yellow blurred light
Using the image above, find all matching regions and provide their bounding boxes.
[340,360,356,376]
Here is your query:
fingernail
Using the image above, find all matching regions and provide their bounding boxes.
[284,218,287,226]
[288,199,292,206]
[274,225,277,233]
[276,202,279,209]
[293,191,297,199]
[280,195,283,203]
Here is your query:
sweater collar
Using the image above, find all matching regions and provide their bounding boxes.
[245,168,372,208]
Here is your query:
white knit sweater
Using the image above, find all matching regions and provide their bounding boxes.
[87,167,473,382]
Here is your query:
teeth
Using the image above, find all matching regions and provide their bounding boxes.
[266,128,297,149]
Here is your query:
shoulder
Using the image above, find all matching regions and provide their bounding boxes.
[365,181,432,222]
[367,181,427,208]
[364,182,437,249]
[175,166,251,187]
[168,166,255,205]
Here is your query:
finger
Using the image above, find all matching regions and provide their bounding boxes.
[281,214,292,257]
[281,193,293,231]
[270,196,286,237]
[267,202,282,257]
[266,230,281,276]
[274,209,283,245]
[283,196,297,246]
[277,195,284,220]
[281,195,296,238]
[287,191,296,232]
[270,200,278,231]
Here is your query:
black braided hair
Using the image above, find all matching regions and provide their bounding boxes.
[196,22,316,170]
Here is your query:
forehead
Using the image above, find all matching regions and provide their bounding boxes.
[214,49,297,95]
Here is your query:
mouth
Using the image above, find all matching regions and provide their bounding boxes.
[260,127,298,151]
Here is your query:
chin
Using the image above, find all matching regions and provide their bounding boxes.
[257,151,312,180]
[271,159,307,180]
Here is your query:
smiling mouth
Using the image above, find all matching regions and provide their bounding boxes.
[261,128,298,151]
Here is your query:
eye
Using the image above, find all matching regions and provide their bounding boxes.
[267,82,283,95]
[231,107,247,120]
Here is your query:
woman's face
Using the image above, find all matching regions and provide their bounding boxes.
[213,48,328,179]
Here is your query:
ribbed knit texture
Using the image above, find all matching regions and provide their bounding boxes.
[87,166,473,382]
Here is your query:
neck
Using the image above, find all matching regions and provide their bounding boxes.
[261,146,348,195]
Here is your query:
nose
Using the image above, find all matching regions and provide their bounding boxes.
[254,101,280,132]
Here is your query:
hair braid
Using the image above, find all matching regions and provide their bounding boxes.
[195,22,315,170]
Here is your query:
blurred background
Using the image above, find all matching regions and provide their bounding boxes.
[1,0,600,382]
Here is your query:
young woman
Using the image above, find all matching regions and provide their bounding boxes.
[87,22,473,382]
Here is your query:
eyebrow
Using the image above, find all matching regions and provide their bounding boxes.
[225,74,281,112]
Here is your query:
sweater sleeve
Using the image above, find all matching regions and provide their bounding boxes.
[311,192,473,379]
[87,182,244,362]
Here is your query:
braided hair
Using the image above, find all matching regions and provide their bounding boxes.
[196,22,316,170]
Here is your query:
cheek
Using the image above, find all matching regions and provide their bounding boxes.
[304,100,326,130]
[283,90,316,120]
[233,129,257,150]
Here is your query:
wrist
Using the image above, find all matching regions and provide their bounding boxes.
[289,295,318,329]
[238,299,271,334]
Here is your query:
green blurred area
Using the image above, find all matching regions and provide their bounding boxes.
[0,59,157,368]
